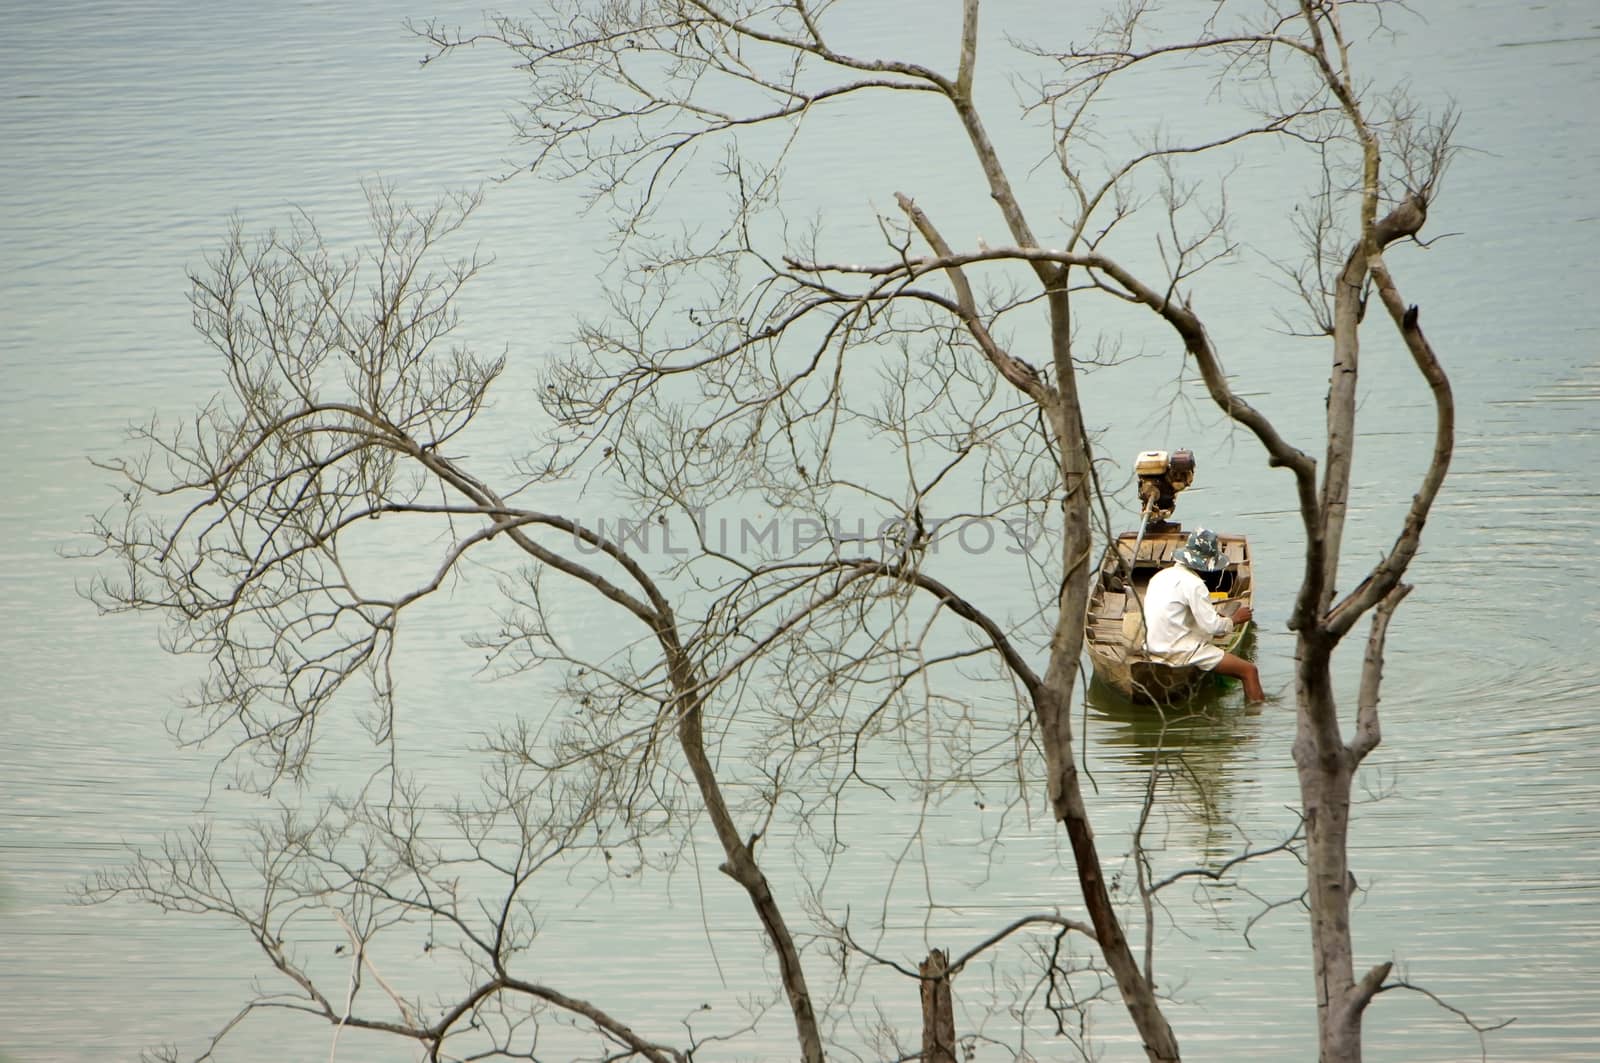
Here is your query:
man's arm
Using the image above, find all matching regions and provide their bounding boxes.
[1185,578,1237,637]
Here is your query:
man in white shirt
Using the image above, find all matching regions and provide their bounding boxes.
[1141,527,1264,702]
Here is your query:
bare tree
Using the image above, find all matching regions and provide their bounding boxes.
[85,2,1478,1061]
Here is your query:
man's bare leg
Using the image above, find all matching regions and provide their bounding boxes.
[1214,652,1264,702]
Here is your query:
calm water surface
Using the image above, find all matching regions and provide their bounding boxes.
[2,1,1597,1060]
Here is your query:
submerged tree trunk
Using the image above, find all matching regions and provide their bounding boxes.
[920,949,957,1063]
[1295,644,1391,1063]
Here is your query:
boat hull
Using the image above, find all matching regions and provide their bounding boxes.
[1085,526,1254,704]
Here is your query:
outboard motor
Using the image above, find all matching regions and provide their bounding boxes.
[1135,449,1195,529]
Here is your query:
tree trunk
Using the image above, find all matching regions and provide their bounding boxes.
[665,642,824,1063]
[1295,644,1390,1063]
[1034,286,1181,1063]
[1046,717,1181,1063]
[920,949,957,1063]
[1318,243,1367,611]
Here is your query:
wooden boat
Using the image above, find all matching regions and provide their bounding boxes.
[1085,451,1254,704]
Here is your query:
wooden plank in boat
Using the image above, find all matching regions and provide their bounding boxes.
[1100,593,1126,620]
[1225,541,1245,564]
[1091,619,1123,643]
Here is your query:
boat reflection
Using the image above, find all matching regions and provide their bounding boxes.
[1082,633,1264,851]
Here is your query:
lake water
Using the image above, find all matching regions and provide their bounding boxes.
[2,1,1597,1061]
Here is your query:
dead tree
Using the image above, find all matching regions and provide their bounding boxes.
[86,188,826,1060]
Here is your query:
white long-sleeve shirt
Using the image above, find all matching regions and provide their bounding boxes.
[1141,564,1232,669]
